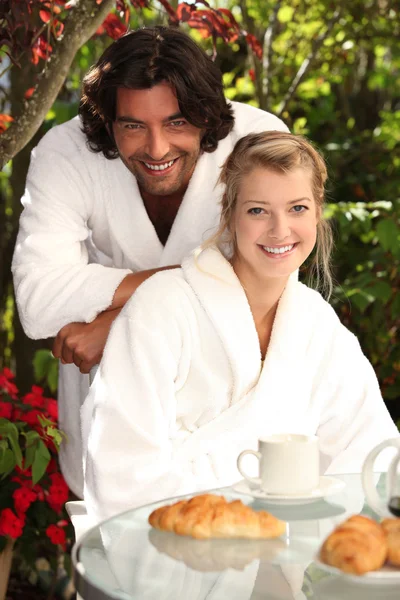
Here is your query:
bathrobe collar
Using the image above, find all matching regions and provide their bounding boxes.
[101,136,232,271]
[182,246,302,407]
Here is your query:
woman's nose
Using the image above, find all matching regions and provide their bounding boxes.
[268,216,291,240]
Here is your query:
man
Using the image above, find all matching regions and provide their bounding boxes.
[12,26,288,497]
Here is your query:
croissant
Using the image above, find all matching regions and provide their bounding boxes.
[381,518,400,567]
[148,493,286,540]
[319,515,388,575]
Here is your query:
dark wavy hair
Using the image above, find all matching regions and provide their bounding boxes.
[79,26,235,159]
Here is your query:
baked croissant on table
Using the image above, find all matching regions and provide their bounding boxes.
[381,518,400,567]
[148,493,286,540]
[319,515,388,575]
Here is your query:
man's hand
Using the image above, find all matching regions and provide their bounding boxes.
[52,309,121,374]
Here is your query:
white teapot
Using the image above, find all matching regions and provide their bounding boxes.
[362,437,400,517]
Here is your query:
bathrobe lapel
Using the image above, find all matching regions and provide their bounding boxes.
[101,137,233,271]
[178,248,312,458]
[100,158,163,270]
[183,246,262,406]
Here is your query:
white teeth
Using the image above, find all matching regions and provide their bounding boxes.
[144,159,175,171]
[263,244,294,255]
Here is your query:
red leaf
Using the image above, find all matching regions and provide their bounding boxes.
[130,0,149,8]
[246,33,263,60]
[217,8,241,33]
[157,0,178,24]
[39,10,51,24]
[52,18,64,37]
[0,114,14,124]
[99,13,128,40]
[31,36,53,65]
[176,2,194,22]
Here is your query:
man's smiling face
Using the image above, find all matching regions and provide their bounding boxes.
[112,82,203,197]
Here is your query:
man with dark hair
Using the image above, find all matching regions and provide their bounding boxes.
[13,26,288,497]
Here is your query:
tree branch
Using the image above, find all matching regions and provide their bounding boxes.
[277,9,342,118]
[261,0,282,110]
[238,0,265,108]
[0,0,115,169]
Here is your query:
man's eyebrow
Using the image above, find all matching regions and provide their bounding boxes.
[243,197,312,205]
[115,112,185,124]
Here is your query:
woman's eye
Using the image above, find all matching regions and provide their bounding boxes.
[291,205,308,213]
[248,207,264,215]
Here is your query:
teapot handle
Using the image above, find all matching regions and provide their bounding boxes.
[362,438,400,517]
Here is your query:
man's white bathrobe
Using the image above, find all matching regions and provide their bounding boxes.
[82,246,398,523]
[12,101,288,497]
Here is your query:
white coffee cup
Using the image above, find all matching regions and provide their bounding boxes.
[362,437,400,517]
[237,433,320,495]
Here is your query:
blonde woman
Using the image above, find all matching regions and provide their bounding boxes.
[82,131,398,523]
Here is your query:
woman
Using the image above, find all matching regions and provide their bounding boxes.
[82,131,398,522]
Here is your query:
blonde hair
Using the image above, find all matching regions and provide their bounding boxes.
[204,130,334,298]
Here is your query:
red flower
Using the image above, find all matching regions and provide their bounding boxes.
[45,398,58,421]
[0,508,25,539]
[13,487,37,514]
[46,524,66,546]
[22,386,45,408]
[2,368,14,380]
[249,69,256,82]
[0,401,12,419]
[46,476,69,513]
[18,409,44,427]
[0,374,18,399]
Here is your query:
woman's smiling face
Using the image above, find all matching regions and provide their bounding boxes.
[231,166,318,282]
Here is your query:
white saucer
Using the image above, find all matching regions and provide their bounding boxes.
[232,476,345,505]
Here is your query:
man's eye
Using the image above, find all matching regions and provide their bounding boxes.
[291,205,308,213]
[169,120,186,127]
[124,123,142,130]
[248,207,264,215]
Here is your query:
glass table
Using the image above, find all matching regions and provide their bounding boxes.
[72,474,399,599]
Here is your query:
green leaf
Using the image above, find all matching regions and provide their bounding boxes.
[23,430,40,444]
[33,349,54,382]
[32,440,51,485]
[24,438,39,470]
[47,360,59,393]
[391,293,400,320]
[45,426,63,449]
[7,427,23,468]
[376,219,399,254]
[366,281,393,303]
[0,448,16,478]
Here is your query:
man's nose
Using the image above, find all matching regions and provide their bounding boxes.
[268,215,291,240]
[145,129,170,161]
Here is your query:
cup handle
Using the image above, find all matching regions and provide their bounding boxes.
[362,438,400,516]
[237,450,261,486]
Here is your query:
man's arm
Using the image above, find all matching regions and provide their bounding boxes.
[12,129,134,340]
[53,265,179,373]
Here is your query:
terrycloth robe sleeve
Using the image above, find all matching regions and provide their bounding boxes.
[82,276,200,523]
[12,132,132,339]
[316,323,399,474]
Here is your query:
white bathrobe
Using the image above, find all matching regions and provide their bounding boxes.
[12,101,288,497]
[82,246,398,523]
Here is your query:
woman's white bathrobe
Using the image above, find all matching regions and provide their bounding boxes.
[11,101,288,497]
[82,247,398,523]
